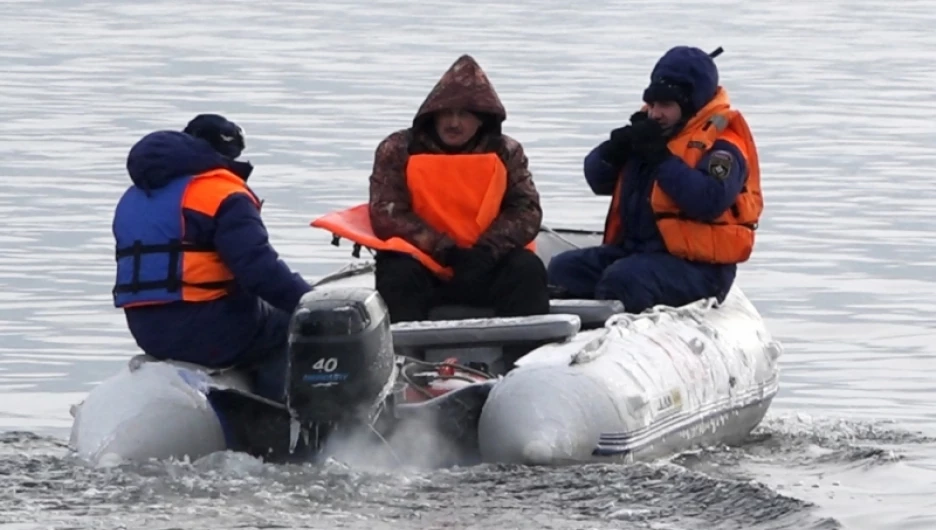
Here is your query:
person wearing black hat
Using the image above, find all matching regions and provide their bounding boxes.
[111,114,312,401]
[547,46,764,312]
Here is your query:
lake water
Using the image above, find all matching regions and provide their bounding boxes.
[2,0,936,528]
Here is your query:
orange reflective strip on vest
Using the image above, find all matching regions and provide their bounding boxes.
[310,152,535,279]
[179,169,261,301]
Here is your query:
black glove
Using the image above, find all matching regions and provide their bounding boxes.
[599,126,633,166]
[598,111,651,166]
[629,116,672,166]
[629,110,650,125]
[445,246,497,288]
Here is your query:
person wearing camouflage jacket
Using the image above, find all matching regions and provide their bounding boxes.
[367,54,550,343]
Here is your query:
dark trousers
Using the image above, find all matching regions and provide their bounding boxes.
[374,248,550,322]
[130,297,292,402]
[374,248,551,369]
[229,301,292,403]
[546,244,736,313]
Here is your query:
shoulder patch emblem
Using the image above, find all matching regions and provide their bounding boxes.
[708,150,733,181]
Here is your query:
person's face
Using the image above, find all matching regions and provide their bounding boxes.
[647,100,682,131]
[434,109,482,147]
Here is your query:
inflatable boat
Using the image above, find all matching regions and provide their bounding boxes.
[68,205,782,468]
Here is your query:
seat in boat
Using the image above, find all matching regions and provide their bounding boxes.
[426,298,624,329]
[391,312,581,351]
[390,298,624,352]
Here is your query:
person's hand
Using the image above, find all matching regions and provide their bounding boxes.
[445,246,496,287]
[598,111,654,166]
[598,125,634,166]
[629,110,650,125]
[629,117,672,166]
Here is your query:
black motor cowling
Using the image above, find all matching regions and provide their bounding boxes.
[285,287,396,426]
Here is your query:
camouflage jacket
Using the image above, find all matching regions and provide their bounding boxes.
[367,54,542,263]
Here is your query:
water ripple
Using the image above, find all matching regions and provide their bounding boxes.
[2,0,936,527]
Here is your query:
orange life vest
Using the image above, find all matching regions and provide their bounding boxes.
[604,87,763,264]
[113,168,261,307]
[311,152,535,279]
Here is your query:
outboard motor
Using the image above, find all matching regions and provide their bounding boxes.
[285,287,397,429]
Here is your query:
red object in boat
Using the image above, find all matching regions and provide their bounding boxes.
[437,357,457,378]
[401,357,489,403]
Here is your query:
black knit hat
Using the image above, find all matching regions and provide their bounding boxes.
[642,78,695,116]
[183,114,246,159]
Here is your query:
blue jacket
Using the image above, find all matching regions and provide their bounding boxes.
[116,131,311,366]
[584,46,748,289]
[584,139,747,253]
